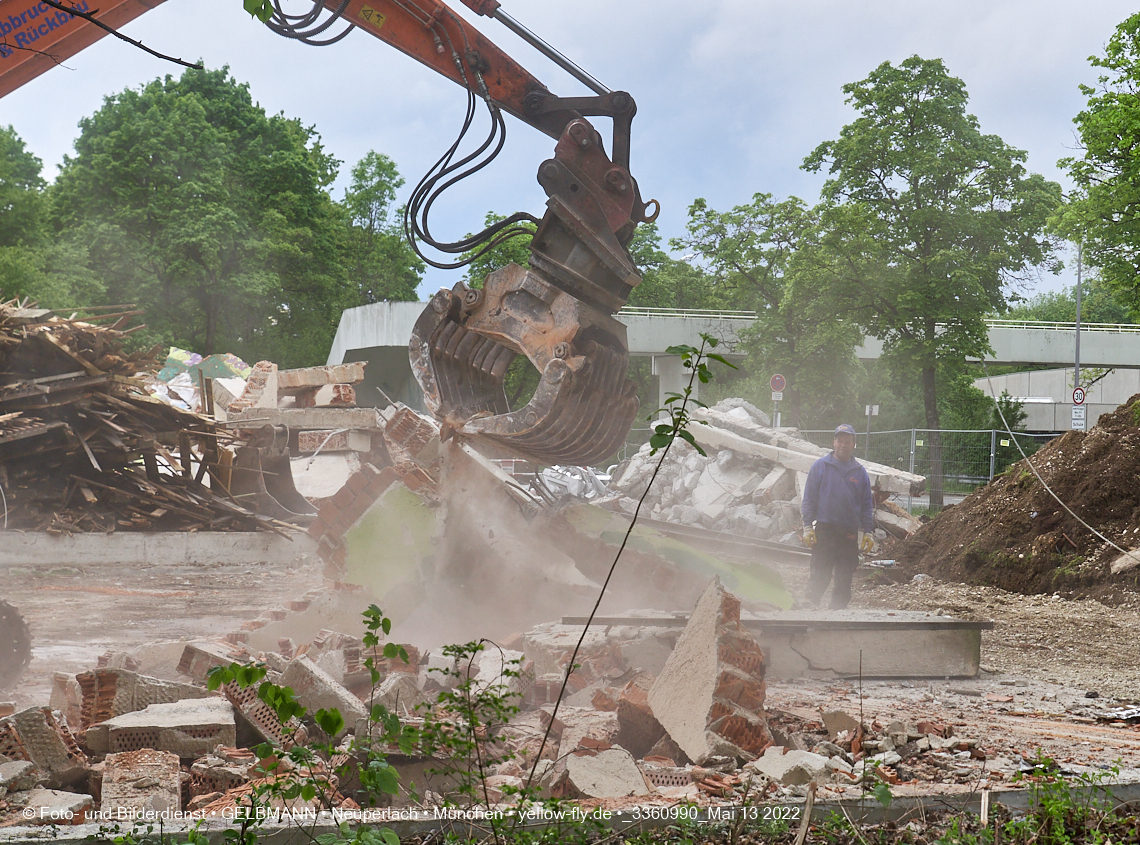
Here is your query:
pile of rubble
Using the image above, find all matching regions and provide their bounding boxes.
[602,399,925,545]
[894,393,1140,595]
[0,578,1003,827]
[0,300,287,534]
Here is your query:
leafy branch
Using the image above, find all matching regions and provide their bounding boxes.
[519,333,735,807]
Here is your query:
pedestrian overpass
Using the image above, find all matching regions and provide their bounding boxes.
[326,302,1140,411]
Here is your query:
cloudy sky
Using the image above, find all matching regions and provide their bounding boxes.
[4,0,1135,298]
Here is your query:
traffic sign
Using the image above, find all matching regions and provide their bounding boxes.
[1071,405,1087,431]
[771,391,783,402]
[1072,387,1086,405]
[770,374,786,392]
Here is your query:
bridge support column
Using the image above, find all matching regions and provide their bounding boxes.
[652,355,697,420]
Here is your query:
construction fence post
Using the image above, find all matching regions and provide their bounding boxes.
[907,428,917,513]
[988,429,997,481]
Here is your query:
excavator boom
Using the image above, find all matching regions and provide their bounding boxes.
[0,0,651,466]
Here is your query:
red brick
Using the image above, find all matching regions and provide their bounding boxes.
[346,471,370,495]
[330,484,357,510]
[307,516,329,540]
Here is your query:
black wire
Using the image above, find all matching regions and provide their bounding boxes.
[263,0,538,270]
[265,0,355,46]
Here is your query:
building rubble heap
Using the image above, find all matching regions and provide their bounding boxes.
[0,577,1016,824]
[601,398,925,545]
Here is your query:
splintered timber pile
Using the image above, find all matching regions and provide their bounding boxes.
[0,300,287,534]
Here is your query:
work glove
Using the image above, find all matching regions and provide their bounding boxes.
[802,528,817,548]
[858,530,875,554]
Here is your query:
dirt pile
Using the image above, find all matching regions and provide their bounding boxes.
[892,394,1140,597]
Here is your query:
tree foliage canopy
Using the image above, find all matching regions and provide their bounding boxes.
[803,57,1060,423]
[1057,13,1140,315]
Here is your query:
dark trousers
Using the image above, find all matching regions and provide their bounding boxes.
[806,522,859,610]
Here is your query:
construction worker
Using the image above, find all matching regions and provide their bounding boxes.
[800,423,875,609]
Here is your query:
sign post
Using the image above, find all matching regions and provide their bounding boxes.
[864,403,879,457]
[770,374,786,428]
[1072,386,1086,431]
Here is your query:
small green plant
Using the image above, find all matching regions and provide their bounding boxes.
[648,336,737,456]
[415,640,528,809]
[203,605,408,845]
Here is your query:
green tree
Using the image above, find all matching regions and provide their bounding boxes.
[0,125,45,249]
[625,222,715,310]
[342,151,422,304]
[1056,13,1140,315]
[1003,277,1134,324]
[49,66,348,366]
[671,194,864,428]
[804,56,1061,506]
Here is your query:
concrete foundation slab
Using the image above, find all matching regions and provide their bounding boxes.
[562,610,992,679]
[0,531,315,567]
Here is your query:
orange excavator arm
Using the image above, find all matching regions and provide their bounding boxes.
[1,0,653,466]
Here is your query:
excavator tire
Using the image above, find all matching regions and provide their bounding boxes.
[0,600,32,690]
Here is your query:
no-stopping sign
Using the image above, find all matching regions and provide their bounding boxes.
[770,374,786,392]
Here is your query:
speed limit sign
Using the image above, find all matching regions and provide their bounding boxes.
[1073,387,1086,405]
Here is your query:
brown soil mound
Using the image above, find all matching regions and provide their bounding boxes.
[892,394,1140,598]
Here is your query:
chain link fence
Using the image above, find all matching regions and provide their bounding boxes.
[801,428,1060,510]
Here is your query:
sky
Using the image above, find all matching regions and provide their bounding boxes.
[3,0,1135,299]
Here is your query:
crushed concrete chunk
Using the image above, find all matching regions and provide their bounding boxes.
[85,698,236,759]
[0,759,39,792]
[648,579,770,764]
[279,655,367,735]
[18,787,93,825]
[745,747,829,785]
[551,747,651,799]
[102,749,182,814]
[1,706,87,787]
[614,676,665,758]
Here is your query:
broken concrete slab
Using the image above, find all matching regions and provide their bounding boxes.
[557,708,621,755]
[17,787,93,825]
[76,668,212,731]
[1,706,87,788]
[228,360,278,412]
[101,749,182,814]
[647,579,770,764]
[227,407,385,431]
[277,362,366,390]
[551,747,651,799]
[0,759,39,792]
[279,655,367,734]
[744,746,829,785]
[189,748,254,798]
[85,698,236,758]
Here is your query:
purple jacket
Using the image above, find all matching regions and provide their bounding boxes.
[801,452,874,533]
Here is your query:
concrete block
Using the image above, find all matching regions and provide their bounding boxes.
[279,656,367,735]
[2,707,87,788]
[745,747,829,785]
[176,641,247,682]
[50,673,82,730]
[85,698,236,759]
[0,759,39,791]
[753,467,796,507]
[551,748,651,799]
[102,749,182,815]
[77,669,211,731]
[18,787,93,825]
[647,579,770,764]
[373,673,428,720]
[189,749,253,797]
[277,362,366,390]
[558,708,621,755]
